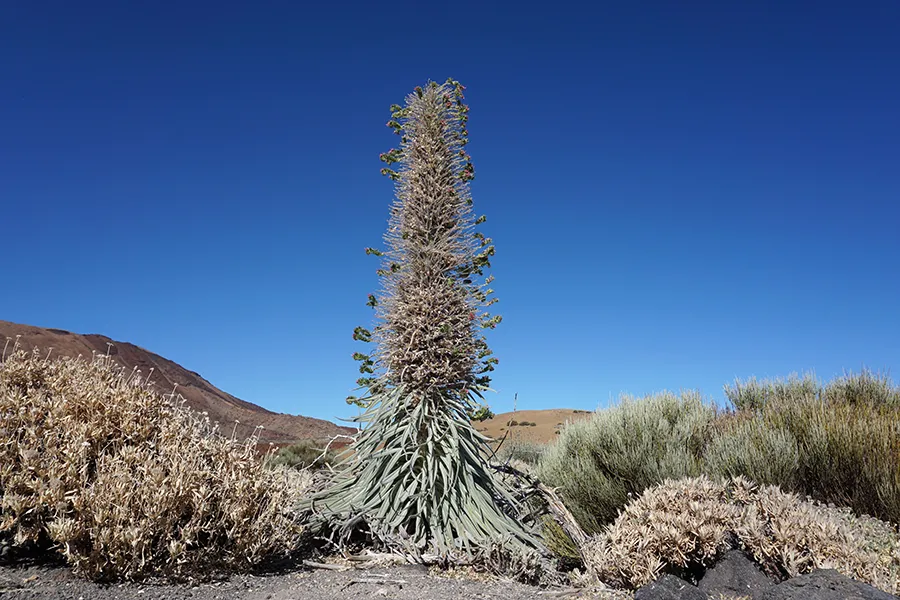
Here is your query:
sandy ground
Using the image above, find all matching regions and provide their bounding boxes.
[476,409,594,445]
[0,562,599,600]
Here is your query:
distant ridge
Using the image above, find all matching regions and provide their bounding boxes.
[0,320,356,446]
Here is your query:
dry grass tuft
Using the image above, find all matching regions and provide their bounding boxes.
[583,475,900,594]
[0,347,313,582]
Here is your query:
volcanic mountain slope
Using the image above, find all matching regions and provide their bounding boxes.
[0,320,356,445]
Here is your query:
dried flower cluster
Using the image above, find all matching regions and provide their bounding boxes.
[348,77,499,406]
[0,346,312,582]
[583,475,900,595]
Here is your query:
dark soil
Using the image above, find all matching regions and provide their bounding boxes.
[0,562,595,600]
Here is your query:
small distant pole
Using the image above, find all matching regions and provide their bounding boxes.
[512,392,518,444]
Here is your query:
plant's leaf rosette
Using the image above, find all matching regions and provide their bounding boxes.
[304,385,543,559]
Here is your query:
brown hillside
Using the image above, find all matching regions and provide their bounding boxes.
[475,408,595,445]
[0,320,356,446]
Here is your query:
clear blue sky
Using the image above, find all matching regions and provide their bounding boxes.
[2,1,898,424]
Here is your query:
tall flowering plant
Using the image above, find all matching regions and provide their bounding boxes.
[306,79,541,560]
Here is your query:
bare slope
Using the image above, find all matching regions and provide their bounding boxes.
[0,320,355,445]
[475,409,594,444]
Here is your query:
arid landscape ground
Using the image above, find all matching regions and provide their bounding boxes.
[0,561,590,600]
[3,319,899,600]
[0,320,599,599]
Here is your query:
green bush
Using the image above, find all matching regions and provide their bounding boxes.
[265,440,336,471]
[703,413,802,491]
[539,516,582,564]
[712,371,900,525]
[822,369,900,408]
[495,439,547,467]
[723,369,899,412]
[469,404,495,422]
[540,372,900,540]
[536,390,718,534]
[724,372,819,412]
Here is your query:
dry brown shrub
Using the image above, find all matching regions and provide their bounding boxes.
[0,347,312,582]
[583,475,900,595]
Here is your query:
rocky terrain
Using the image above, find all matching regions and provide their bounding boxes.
[1,549,896,600]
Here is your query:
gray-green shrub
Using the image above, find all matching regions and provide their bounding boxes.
[495,439,547,467]
[724,372,819,412]
[723,369,899,412]
[537,390,718,534]
[265,440,336,471]
[541,371,900,538]
[822,369,900,408]
[713,371,900,525]
[703,415,802,491]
